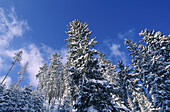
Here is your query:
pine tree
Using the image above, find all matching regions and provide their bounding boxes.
[125,29,170,111]
[36,63,49,99]
[65,19,126,111]
[1,51,23,84]
[98,54,132,111]
[48,52,64,103]
[115,61,134,110]
[0,84,9,111]
[60,96,72,111]
[62,61,75,107]
[11,62,29,89]
[98,53,117,83]
[0,82,46,111]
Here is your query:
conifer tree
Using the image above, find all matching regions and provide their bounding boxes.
[1,51,23,84]
[11,62,29,88]
[65,19,126,111]
[36,63,49,99]
[48,52,64,103]
[0,84,9,111]
[0,83,46,111]
[98,53,117,83]
[125,29,170,111]
[63,61,75,107]
[115,61,133,109]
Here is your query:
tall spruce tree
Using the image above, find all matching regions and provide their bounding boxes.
[125,29,170,111]
[115,61,133,110]
[65,19,126,112]
[36,63,49,99]
[62,61,76,107]
[48,52,64,104]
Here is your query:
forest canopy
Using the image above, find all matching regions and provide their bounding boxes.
[0,20,169,112]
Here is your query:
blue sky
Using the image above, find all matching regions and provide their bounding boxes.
[0,0,170,88]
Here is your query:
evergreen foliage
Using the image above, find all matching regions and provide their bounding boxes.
[36,62,49,99]
[125,29,170,111]
[115,61,133,109]
[0,83,46,111]
[0,20,169,112]
[65,19,126,111]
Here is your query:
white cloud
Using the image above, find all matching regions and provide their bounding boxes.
[0,7,28,48]
[0,7,43,87]
[22,44,44,87]
[0,7,29,86]
[103,28,135,64]
[109,44,127,64]
[0,57,4,72]
[0,7,69,88]
[118,28,135,39]
[109,44,121,56]
[4,44,44,87]
[0,76,12,88]
[0,7,28,70]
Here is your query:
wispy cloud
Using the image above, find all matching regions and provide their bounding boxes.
[4,44,45,87]
[0,7,29,69]
[41,44,55,60]
[118,28,135,39]
[0,7,29,48]
[0,7,29,86]
[0,7,68,88]
[109,43,127,64]
[22,44,44,87]
[103,28,135,64]
[109,44,121,56]
[0,7,45,87]
[0,57,5,72]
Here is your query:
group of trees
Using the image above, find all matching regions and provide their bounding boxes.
[0,20,169,112]
[0,51,46,111]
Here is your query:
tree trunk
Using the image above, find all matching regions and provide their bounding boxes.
[1,61,16,84]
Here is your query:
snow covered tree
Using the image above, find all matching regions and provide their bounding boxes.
[0,82,46,111]
[50,99,57,112]
[65,19,126,111]
[62,61,76,107]
[1,51,23,84]
[115,61,134,110]
[48,52,64,104]
[36,63,49,99]
[131,87,153,112]
[60,96,72,111]
[22,84,46,111]
[98,53,117,83]
[125,29,170,111]
[11,62,29,89]
[0,84,9,111]
[98,54,132,111]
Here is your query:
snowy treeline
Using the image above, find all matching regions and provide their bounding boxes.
[0,20,169,112]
